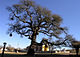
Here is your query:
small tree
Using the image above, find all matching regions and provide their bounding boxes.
[71,41,80,56]
[7,0,68,55]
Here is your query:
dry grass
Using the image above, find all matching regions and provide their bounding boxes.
[0,51,80,57]
[0,51,26,54]
[0,51,80,55]
[5,52,26,54]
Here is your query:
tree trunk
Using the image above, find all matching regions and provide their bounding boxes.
[75,47,79,56]
[27,33,36,56]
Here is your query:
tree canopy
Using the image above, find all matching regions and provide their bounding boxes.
[7,0,73,55]
[7,0,67,40]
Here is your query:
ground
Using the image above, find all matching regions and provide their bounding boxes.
[0,51,80,57]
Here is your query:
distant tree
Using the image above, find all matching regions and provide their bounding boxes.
[60,35,80,56]
[0,45,3,48]
[6,45,15,52]
[7,0,69,55]
[71,41,80,56]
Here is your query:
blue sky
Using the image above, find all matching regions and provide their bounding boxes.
[0,0,80,49]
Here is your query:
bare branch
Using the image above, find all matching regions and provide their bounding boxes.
[12,11,31,25]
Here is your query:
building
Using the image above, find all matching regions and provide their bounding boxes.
[26,38,51,52]
[42,44,49,51]
[36,38,51,52]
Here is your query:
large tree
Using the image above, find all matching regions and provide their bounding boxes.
[7,0,68,55]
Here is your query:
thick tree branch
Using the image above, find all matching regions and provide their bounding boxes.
[51,38,68,46]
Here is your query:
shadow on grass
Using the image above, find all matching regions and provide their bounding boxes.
[0,54,80,57]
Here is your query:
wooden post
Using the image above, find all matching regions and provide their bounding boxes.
[1,42,7,57]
